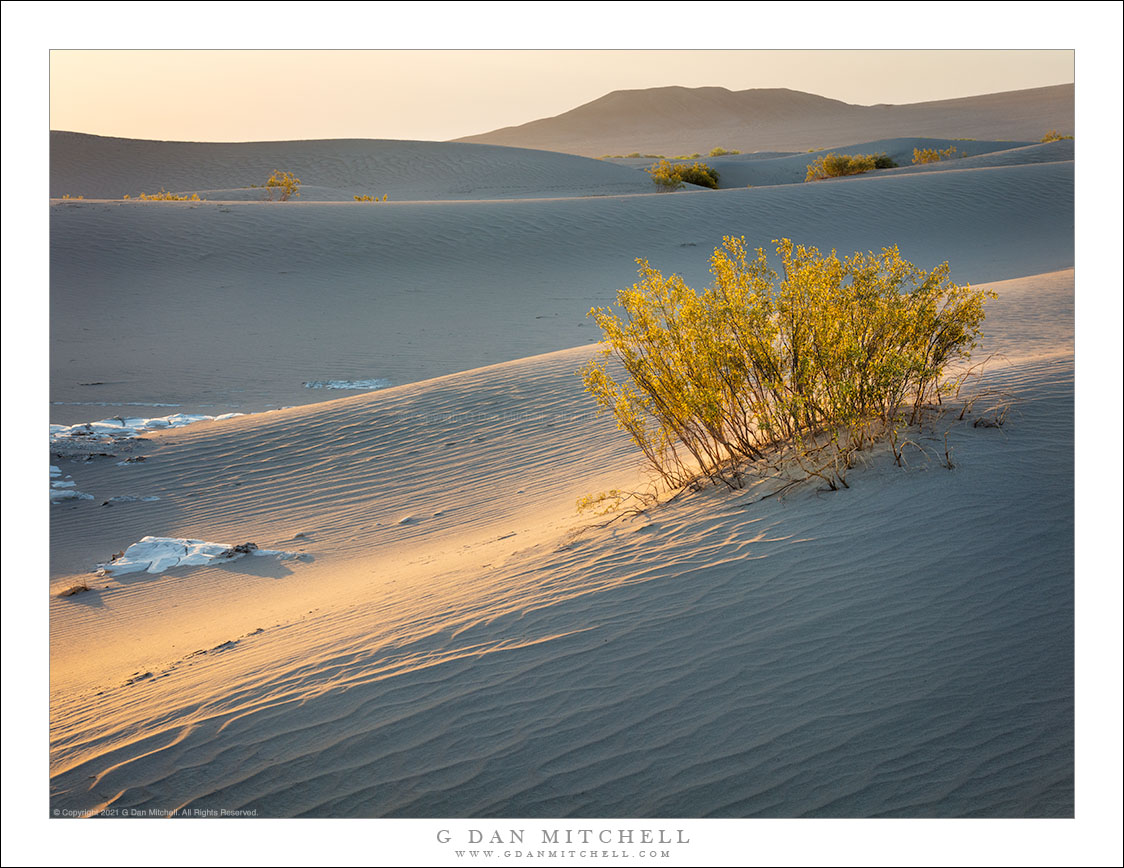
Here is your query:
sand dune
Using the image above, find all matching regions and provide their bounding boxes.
[50,156,1072,423]
[50,267,1073,817]
[49,132,658,201]
[455,84,1074,157]
[49,121,1075,820]
[660,138,1072,189]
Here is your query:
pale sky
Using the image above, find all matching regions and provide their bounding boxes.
[49,48,1073,143]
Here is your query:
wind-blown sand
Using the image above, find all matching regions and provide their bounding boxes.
[49,123,1075,819]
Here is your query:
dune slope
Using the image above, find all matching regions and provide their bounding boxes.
[50,267,1074,817]
[50,158,1073,423]
[49,132,659,201]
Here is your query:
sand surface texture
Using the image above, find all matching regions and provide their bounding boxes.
[50,118,1074,817]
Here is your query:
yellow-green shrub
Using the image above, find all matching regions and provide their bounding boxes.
[354,194,388,202]
[646,159,720,191]
[912,145,958,164]
[709,147,741,156]
[1040,130,1073,142]
[805,152,895,181]
[582,237,993,490]
[265,170,301,201]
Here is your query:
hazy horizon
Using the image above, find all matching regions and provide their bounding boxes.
[49,49,1073,144]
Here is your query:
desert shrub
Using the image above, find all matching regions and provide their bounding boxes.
[354,194,388,202]
[264,169,301,201]
[646,159,720,191]
[676,161,719,189]
[582,237,993,490]
[1040,129,1074,142]
[137,189,202,201]
[709,147,741,156]
[647,159,684,191]
[805,152,896,181]
[912,145,959,164]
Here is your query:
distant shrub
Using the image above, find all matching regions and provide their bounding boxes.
[709,147,741,156]
[676,161,720,189]
[805,152,896,181]
[60,194,84,200]
[646,159,720,191]
[137,189,202,201]
[647,159,684,191]
[1040,130,1073,142]
[264,170,301,201]
[354,194,388,202]
[912,145,959,165]
[582,237,993,491]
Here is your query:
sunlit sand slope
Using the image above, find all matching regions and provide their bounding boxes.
[50,270,1073,817]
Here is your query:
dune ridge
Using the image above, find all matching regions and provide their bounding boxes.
[49,133,659,201]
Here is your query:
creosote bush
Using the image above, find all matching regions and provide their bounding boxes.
[264,170,301,201]
[646,159,720,191]
[582,237,994,491]
[805,152,896,181]
[354,194,389,202]
[912,145,959,164]
[1040,130,1074,142]
[709,147,741,156]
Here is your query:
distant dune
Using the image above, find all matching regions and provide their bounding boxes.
[48,133,658,201]
[50,157,1072,422]
[454,84,1074,156]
